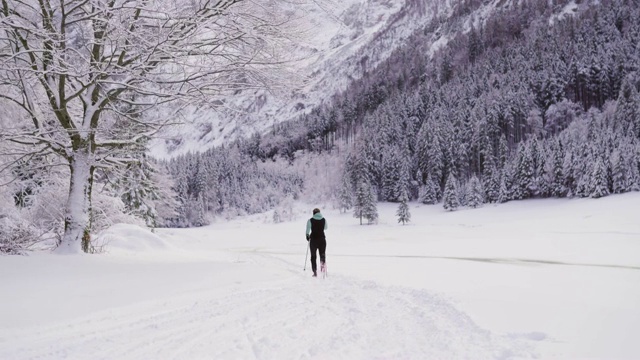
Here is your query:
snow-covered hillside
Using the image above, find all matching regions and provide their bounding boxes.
[148,0,447,158]
[2,193,639,359]
[149,0,592,159]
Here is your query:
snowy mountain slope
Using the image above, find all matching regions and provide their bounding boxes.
[150,0,409,158]
[148,0,444,158]
[150,0,590,158]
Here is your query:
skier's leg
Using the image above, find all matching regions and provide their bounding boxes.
[319,238,326,264]
[309,241,318,274]
[319,239,327,277]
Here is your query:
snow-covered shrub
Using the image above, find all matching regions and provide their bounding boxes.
[20,169,142,248]
[92,191,145,232]
[272,209,282,223]
[23,170,145,254]
[0,184,30,254]
[272,196,296,223]
[0,214,40,255]
[25,174,68,242]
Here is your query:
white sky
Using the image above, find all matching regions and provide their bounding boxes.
[1,192,639,359]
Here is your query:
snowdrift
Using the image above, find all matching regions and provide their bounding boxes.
[95,224,171,255]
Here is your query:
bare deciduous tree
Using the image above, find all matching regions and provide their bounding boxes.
[0,0,324,252]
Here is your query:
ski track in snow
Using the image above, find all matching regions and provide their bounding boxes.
[0,252,535,360]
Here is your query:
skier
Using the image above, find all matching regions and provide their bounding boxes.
[306,208,328,277]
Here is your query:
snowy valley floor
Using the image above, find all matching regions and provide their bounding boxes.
[1,193,640,359]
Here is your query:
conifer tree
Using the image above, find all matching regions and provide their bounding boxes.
[532,139,548,197]
[394,156,411,203]
[338,171,354,213]
[514,142,534,200]
[363,183,379,225]
[110,155,168,228]
[562,152,577,197]
[590,158,610,198]
[419,177,439,204]
[396,189,411,225]
[547,141,567,197]
[484,163,500,203]
[443,173,460,211]
[615,77,640,138]
[381,148,401,201]
[498,164,515,203]
[575,149,594,198]
[610,150,628,194]
[194,158,209,215]
[151,167,181,228]
[627,145,640,191]
[350,143,370,190]
[498,135,509,167]
[458,177,468,207]
[354,179,378,225]
[416,120,444,188]
[466,175,485,208]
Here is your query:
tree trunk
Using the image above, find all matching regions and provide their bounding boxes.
[56,149,95,254]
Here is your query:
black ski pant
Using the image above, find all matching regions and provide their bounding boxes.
[309,237,326,273]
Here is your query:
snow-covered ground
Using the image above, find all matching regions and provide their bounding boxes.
[1,193,640,359]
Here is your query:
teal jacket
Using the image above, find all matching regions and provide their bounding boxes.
[306,212,328,237]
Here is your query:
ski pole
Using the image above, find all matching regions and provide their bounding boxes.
[303,241,309,271]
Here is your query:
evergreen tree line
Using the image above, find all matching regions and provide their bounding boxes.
[337,0,639,141]
[326,0,640,211]
[162,145,304,227]
[338,78,640,211]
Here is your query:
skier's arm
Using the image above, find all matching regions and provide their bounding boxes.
[324,218,328,230]
[306,219,311,238]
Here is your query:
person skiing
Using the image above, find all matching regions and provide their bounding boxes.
[306,208,328,277]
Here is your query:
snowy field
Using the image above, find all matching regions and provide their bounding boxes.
[1,193,640,359]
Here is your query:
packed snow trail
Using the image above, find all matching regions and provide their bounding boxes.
[4,195,640,359]
[0,253,533,359]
